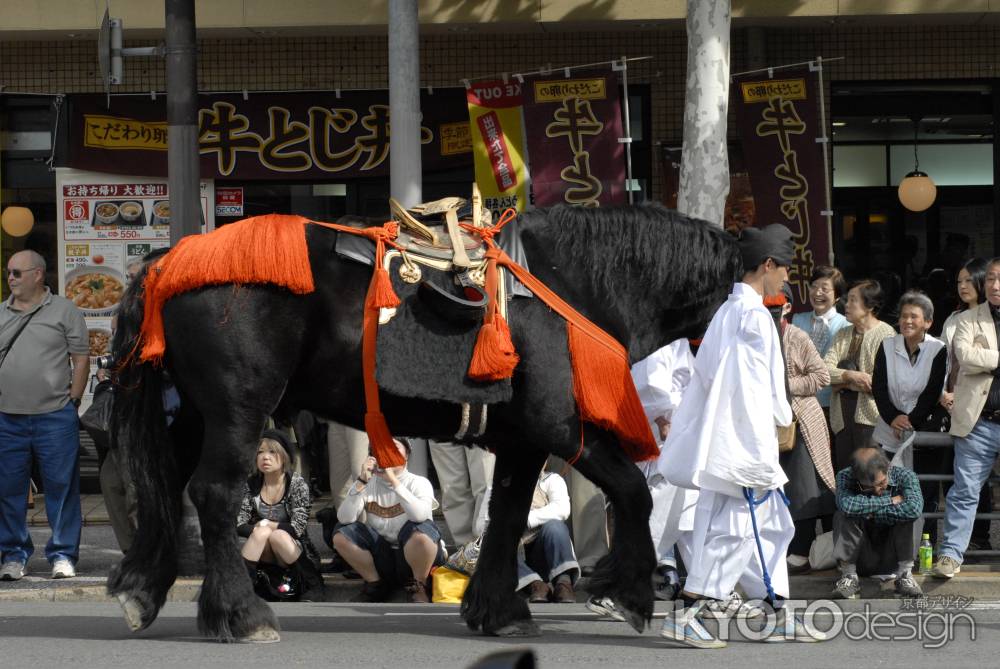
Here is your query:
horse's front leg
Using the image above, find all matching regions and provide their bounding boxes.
[573,434,655,633]
[188,419,280,643]
[461,445,546,637]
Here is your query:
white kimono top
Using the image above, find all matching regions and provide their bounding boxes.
[658,282,793,497]
[630,338,695,444]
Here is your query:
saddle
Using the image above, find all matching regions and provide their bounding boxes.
[384,185,498,323]
[389,183,491,267]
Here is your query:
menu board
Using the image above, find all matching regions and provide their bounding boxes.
[55,168,215,403]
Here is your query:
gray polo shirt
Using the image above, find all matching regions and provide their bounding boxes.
[0,288,89,415]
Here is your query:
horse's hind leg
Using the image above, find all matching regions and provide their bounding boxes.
[189,419,279,643]
[573,434,655,633]
[461,445,547,637]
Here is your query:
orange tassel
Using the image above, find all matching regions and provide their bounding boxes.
[365,412,406,468]
[566,322,658,462]
[367,267,401,310]
[468,312,519,381]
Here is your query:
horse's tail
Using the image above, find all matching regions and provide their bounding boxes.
[106,249,182,625]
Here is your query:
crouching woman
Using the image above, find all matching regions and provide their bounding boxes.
[237,429,324,600]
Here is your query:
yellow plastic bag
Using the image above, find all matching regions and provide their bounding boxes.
[431,566,469,603]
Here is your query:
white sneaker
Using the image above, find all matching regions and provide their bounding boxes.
[764,611,829,643]
[698,590,765,620]
[585,596,627,622]
[51,558,76,579]
[660,607,727,649]
[0,561,26,581]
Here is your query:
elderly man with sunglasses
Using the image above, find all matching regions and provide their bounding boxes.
[0,250,89,582]
[831,447,924,599]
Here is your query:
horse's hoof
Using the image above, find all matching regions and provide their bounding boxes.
[620,606,648,634]
[492,620,541,637]
[238,627,281,644]
[117,593,147,632]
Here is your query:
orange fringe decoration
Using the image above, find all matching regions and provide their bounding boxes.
[368,267,402,310]
[140,214,315,363]
[461,210,658,462]
[566,323,656,463]
[468,312,519,381]
[468,233,519,380]
[137,213,404,469]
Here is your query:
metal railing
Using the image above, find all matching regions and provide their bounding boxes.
[911,431,1000,558]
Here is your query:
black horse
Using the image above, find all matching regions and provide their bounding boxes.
[107,203,741,642]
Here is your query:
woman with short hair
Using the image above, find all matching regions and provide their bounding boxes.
[770,284,835,574]
[792,265,850,413]
[871,291,947,457]
[237,429,323,600]
[824,280,896,472]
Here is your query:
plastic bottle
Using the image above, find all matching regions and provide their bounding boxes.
[918,533,933,574]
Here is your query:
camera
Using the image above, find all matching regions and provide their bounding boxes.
[95,355,114,370]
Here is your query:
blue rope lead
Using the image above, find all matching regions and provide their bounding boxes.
[743,487,776,604]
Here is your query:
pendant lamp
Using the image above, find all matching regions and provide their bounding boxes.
[897,117,936,213]
[1,206,35,237]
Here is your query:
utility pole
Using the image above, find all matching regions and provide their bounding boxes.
[677,0,731,227]
[388,0,422,208]
[164,0,202,244]
[164,0,204,575]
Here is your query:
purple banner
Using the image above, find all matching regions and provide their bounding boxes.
[734,66,830,304]
[523,72,626,207]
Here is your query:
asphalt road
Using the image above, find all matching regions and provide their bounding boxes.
[0,598,995,669]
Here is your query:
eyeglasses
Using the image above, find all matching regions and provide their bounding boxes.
[6,267,41,279]
[859,477,888,494]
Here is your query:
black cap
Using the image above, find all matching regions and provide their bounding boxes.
[738,224,795,270]
[260,429,293,459]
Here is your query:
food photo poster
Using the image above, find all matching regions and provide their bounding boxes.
[55,168,215,404]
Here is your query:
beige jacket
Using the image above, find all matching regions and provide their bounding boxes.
[950,302,1000,437]
[783,324,835,490]
[823,320,896,434]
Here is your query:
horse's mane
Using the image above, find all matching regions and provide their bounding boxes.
[519,203,742,300]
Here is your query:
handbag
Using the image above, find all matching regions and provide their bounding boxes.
[80,379,114,434]
[444,534,483,576]
[809,530,836,570]
[431,565,469,603]
[777,420,798,453]
[253,561,301,602]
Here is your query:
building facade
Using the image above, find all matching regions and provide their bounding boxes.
[3,1,1000,300]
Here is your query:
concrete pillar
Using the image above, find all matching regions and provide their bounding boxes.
[388,0,422,208]
[164,0,202,244]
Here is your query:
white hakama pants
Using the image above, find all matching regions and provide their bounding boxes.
[683,488,794,601]
[648,476,697,567]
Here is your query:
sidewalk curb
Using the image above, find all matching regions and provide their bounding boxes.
[4,572,1000,604]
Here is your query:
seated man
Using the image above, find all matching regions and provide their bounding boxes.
[474,467,579,603]
[832,447,924,599]
[333,438,445,603]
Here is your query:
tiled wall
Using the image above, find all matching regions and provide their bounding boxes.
[2,24,999,200]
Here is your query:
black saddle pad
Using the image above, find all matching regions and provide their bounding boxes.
[375,260,512,405]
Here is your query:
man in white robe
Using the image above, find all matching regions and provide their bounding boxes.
[657,224,826,648]
[588,339,696,621]
[633,339,696,595]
